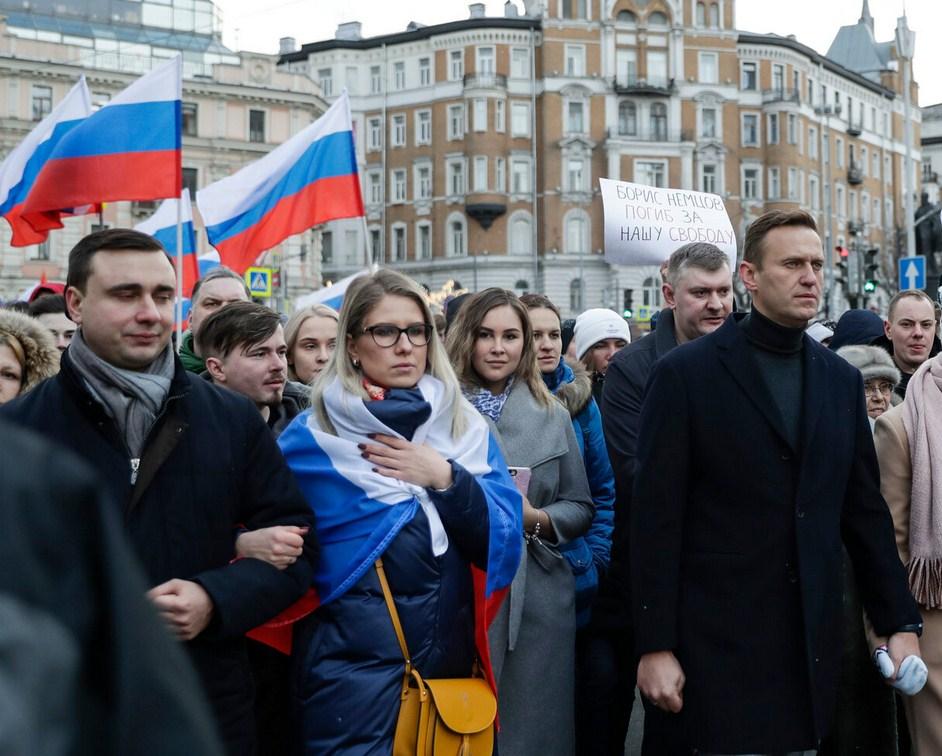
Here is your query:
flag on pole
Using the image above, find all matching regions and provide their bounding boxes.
[134,188,199,296]
[293,269,370,312]
[0,78,93,246]
[20,56,182,234]
[197,90,364,275]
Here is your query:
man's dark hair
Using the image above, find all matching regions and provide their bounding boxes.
[27,293,67,318]
[4,301,31,314]
[67,229,165,293]
[191,266,251,303]
[666,242,730,287]
[742,210,818,268]
[197,301,281,359]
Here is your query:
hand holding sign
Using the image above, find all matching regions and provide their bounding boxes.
[599,178,737,269]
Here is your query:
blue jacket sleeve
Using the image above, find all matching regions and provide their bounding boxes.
[578,399,615,573]
[428,461,490,569]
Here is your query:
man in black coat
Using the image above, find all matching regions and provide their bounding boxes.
[631,210,923,754]
[600,242,733,754]
[1,229,318,756]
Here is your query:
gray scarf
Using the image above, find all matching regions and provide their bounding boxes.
[68,329,175,457]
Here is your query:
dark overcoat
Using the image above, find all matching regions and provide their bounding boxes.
[630,314,920,753]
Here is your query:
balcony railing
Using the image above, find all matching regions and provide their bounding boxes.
[762,88,800,105]
[847,119,863,137]
[606,127,692,142]
[923,170,939,184]
[463,73,507,89]
[847,162,863,185]
[612,75,675,95]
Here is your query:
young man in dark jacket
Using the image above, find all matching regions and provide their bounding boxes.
[1,229,318,756]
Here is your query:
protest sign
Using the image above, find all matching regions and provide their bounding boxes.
[599,178,737,269]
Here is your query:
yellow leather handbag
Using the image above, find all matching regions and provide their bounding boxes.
[375,558,497,756]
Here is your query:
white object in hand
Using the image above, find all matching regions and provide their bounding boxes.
[874,647,928,696]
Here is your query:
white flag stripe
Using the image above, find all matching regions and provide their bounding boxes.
[134,188,193,236]
[109,55,182,107]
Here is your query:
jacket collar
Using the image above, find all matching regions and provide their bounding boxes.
[653,308,679,359]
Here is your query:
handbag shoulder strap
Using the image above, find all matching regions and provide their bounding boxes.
[375,558,412,668]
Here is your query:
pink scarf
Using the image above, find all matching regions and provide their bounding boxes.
[902,355,942,607]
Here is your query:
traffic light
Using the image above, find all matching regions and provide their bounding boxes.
[622,289,634,319]
[836,246,850,285]
[863,247,879,293]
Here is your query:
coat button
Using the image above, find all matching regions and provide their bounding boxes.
[781,453,791,460]
[797,510,805,519]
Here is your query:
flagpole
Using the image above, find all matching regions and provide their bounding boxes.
[175,194,183,352]
[360,216,371,270]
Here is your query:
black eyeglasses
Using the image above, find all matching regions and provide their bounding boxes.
[362,323,433,348]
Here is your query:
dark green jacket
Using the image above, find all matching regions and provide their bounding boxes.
[179,330,205,374]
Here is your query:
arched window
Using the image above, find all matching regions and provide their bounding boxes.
[647,11,668,27]
[709,3,720,28]
[618,101,637,135]
[642,276,662,307]
[570,278,585,312]
[650,102,668,141]
[696,2,706,26]
[447,213,467,257]
[565,211,590,255]
[509,211,533,256]
[616,10,636,25]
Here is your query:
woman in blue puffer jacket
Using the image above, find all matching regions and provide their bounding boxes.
[521,295,615,622]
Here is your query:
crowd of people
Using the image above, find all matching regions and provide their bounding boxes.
[1,210,940,756]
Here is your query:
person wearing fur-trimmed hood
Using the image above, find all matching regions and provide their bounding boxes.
[0,308,59,404]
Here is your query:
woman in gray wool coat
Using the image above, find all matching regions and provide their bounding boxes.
[446,288,594,756]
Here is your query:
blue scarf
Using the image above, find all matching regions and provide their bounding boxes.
[463,376,515,422]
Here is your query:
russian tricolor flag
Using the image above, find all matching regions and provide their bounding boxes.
[197,90,365,275]
[134,188,199,296]
[20,56,182,234]
[0,78,93,247]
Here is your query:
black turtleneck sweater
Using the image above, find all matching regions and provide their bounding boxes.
[739,307,805,450]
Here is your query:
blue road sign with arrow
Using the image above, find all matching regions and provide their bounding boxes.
[899,255,926,291]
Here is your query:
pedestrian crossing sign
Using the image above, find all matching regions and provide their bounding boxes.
[245,267,272,297]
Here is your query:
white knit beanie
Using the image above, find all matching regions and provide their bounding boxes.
[574,308,630,360]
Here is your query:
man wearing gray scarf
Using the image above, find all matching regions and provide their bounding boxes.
[1,229,318,756]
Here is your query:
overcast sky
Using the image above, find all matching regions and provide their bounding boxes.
[215,0,941,106]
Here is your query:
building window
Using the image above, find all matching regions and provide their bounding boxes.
[29,239,51,261]
[495,158,506,192]
[318,68,333,98]
[696,2,706,25]
[873,151,881,179]
[809,127,818,159]
[495,100,506,132]
[570,279,584,311]
[511,48,530,79]
[416,164,432,200]
[566,157,587,192]
[368,117,382,150]
[861,147,868,176]
[836,138,844,169]
[449,50,464,81]
[511,102,530,137]
[249,110,265,143]
[768,167,780,199]
[448,104,465,140]
[370,65,382,94]
[565,45,586,77]
[647,11,668,26]
[618,102,637,136]
[647,51,668,86]
[701,164,717,194]
[562,0,587,20]
[771,64,784,95]
[643,276,662,307]
[743,167,760,199]
[391,114,406,147]
[473,99,487,132]
[368,171,382,205]
[709,2,719,27]
[478,46,495,75]
[416,110,431,145]
[788,167,799,200]
[616,9,636,24]
[787,113,797,145]
[861,192,871,223]
[741,61,757,91]
[394,61,406,90]
[31,85,53,121]
[699,52,718,84]
[391,169,407,203]
[417,223,432,260]
[650,103,667,141]
[742,113,759,146]
[447,160,466,196]
[701,107,717,139]
[809,175,820,210]
[567,101,585,134]
[321,230,333,264]
[369,228,382,263]
[181,102,198,136]
[419,57,431,87]
[182,167,198,195]
[768,113,779,145]
[474,156,488,192]
[343,230,359,265]
[635,160,666,188]
[565,212,589,254]
[448,214,467,257]
[391,225,406,262]
[509,212,532,255]
[511,158,531,194]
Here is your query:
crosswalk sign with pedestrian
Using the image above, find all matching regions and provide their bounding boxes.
[245,267,272,297]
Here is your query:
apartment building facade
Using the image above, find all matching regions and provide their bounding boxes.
[282,0,920,318]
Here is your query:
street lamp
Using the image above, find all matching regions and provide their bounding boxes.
[895,14,916,258]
